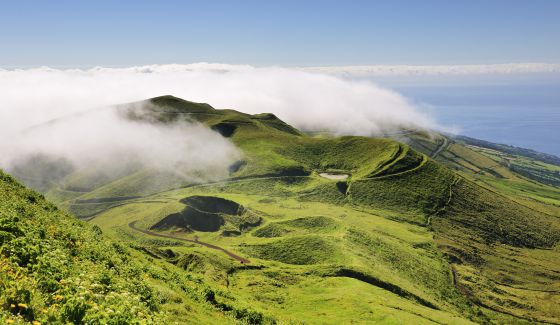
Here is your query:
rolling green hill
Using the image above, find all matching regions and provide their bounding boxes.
[0,170,266,324]
[3,95,560,324]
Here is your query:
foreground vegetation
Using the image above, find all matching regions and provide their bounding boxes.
[0,171,272,324]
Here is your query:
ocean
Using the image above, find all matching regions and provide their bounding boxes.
[373,74,560,157]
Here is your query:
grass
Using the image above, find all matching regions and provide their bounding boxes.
[152,195,262,235]
[0,171,242,324]
[242,235,344,265]
[231,272,474,324]
[44,96,411,220]
[468,144,560,186]
[350,160,455,224]
[91,185,480,323]
[433,177,560,322]
[254,216,339,238]
[5,95,560,324]
[86,97,560,323]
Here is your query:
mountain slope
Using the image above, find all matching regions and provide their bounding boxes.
[6,95,560,324]
[0,171,268,324]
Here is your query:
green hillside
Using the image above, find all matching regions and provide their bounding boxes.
[40,96,409,218]
[0,171,272,324]
[4,95,560,324]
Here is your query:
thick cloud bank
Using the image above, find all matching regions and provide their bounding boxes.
[2,107,241,183]
[0,63,437,182]
[0,63,437,135]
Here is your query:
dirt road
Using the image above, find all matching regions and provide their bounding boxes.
[128,221,250,263]
[431,137,449,158]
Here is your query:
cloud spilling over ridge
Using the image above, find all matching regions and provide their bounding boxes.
[0,63,438,136]
[2,107,241,182]
[0,63,439,181]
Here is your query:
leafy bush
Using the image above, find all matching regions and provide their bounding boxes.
[0,171,164,323]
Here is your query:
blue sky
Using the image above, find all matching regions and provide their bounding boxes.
[1,0,559,67]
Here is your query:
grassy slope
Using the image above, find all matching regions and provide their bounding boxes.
[395,131,560,323]
[0,170,266,324]
[92,97,559,323]
[51,96,404,218]
[92,188,476,324]
[10,95,560,324]
[403,131,560,216]
[433,179,560,323]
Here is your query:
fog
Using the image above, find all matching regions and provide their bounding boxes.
[2,106,241,183]
[0,63,439,185]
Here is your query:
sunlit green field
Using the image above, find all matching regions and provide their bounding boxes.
[7,96,559,324]
[92,179,478,324]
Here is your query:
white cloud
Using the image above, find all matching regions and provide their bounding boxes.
[4,107,241,182]
[0,63,440,182]
[0,63,440,135]
[299,63,560,76]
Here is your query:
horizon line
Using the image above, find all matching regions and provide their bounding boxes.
[2,62,560,75]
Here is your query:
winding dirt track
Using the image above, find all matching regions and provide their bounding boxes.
[128,221,250,263]
[115,146,431,266]
[430,137,449,158]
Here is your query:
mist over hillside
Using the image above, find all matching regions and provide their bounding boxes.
[2,1,559,323]
[1,93,559,324]
[0,64,447,191]
[1,103,241,186]
[0,63,439,135]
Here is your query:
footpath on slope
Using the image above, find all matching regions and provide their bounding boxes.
[430,137,449,158]
[128,220,250,263]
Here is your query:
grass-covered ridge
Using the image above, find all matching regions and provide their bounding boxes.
[253,216,339,238]
[0,171,273,324]
[93,190,479,323]
[37,95,418,219]
[6,95,560,324]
